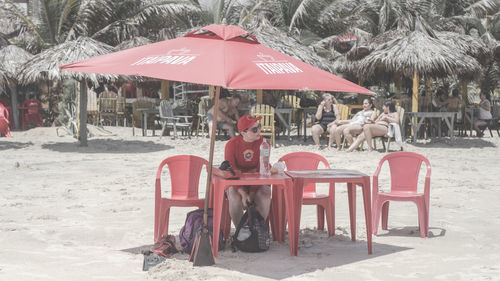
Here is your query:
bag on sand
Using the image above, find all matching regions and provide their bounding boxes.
[231,204,270,252]
[179,208,225,254]
[142,234,178,271]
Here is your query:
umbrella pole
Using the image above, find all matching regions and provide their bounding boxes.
[191,86,220,266]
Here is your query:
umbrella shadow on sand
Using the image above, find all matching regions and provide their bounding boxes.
[214,232,412,279]
[409,137,496,149]
[0,141,34,150]
[375,226,446,238]
[41,139,173,153]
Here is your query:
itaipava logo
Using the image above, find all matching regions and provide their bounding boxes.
[131,48,198,66]
[253,53,303,75]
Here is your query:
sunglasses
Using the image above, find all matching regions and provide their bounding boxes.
[245,123,261,133]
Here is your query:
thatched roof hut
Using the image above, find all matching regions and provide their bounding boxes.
[356,31,481,80]
[114,36,152,51]
[17,37,118,85]
[0,33,9,48]
[0,45,34,79]
[436,31,490,65]
[346,29,409,61]
[0,67,7,87]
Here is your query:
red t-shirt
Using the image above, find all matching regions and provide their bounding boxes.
[224,135,263,173]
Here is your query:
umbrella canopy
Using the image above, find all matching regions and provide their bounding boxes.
[0,45,34,79]
[18,37,118,85]
[60,24,373,94]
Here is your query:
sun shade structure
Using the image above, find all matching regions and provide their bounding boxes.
[0,45,34,78]
[357,31,482,79]
[18,37,118,85]
[60,24,373,94]
[60,24,372,265]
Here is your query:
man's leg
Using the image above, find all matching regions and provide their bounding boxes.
[222,122,235,138]
[254,186,271,219]
[227,187,244,227]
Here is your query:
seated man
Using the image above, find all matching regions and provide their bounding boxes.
[207,90,240,138]
[224,114,271,227]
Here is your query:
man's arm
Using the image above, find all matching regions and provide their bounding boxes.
[224,140,238,172]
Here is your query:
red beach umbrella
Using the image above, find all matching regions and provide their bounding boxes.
[60,24,373,266]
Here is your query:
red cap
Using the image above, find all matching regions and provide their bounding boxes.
[237,114,262,132]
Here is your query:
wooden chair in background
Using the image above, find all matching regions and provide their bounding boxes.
[87,89,99,125]
[98,91,118,126]
[251,104,275,147]
[158,100,192,139]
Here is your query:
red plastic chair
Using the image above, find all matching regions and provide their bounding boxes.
[154,155,208,243]
[372,151,431,238]
[0,98,13,129]
[279,152,335,236]
[20,99,43,130]
[0,103,11,137]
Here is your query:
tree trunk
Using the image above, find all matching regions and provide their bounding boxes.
[79,80,88,146]
[8,81,20,130]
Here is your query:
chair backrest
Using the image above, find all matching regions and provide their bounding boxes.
[279,152,331,194]
[159,100,174,118]
[251,104,274,135]
[375,152,431,193]
[0,103,8,120]
[337,104,349,120]
[156,155,208,199]
[396,105,405,125]
[87,89,98,112]
[283,95,301,108]
[99,91,118,113]
[116,96,126,114]
[198,98,209,117]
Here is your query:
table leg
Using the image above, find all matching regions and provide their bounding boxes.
[211,181,225,258]
[141,112,146,136]
[347,183,356,241]
[361,176,373,254]
[285,178,304,256]
[303,111,307,142]
[270,186,285,242]
[287,111,292,140]
[438,118,442,137]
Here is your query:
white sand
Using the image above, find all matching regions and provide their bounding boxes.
[1,126,500,280]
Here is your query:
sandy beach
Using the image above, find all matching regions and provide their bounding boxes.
[1,126,500,280]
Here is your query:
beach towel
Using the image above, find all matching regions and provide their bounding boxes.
[387,122,404,147]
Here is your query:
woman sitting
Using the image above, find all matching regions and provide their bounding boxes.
[330,98,376,150]
[311,93,339,149]
[473,92,492,137]
[347,101,399,152]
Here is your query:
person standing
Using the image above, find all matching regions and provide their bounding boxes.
[224,114,271,227]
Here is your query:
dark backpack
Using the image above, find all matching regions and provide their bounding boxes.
[179,208,224,254]
[232,204,270,252]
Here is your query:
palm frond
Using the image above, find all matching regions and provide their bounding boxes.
[465,0,499,18]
